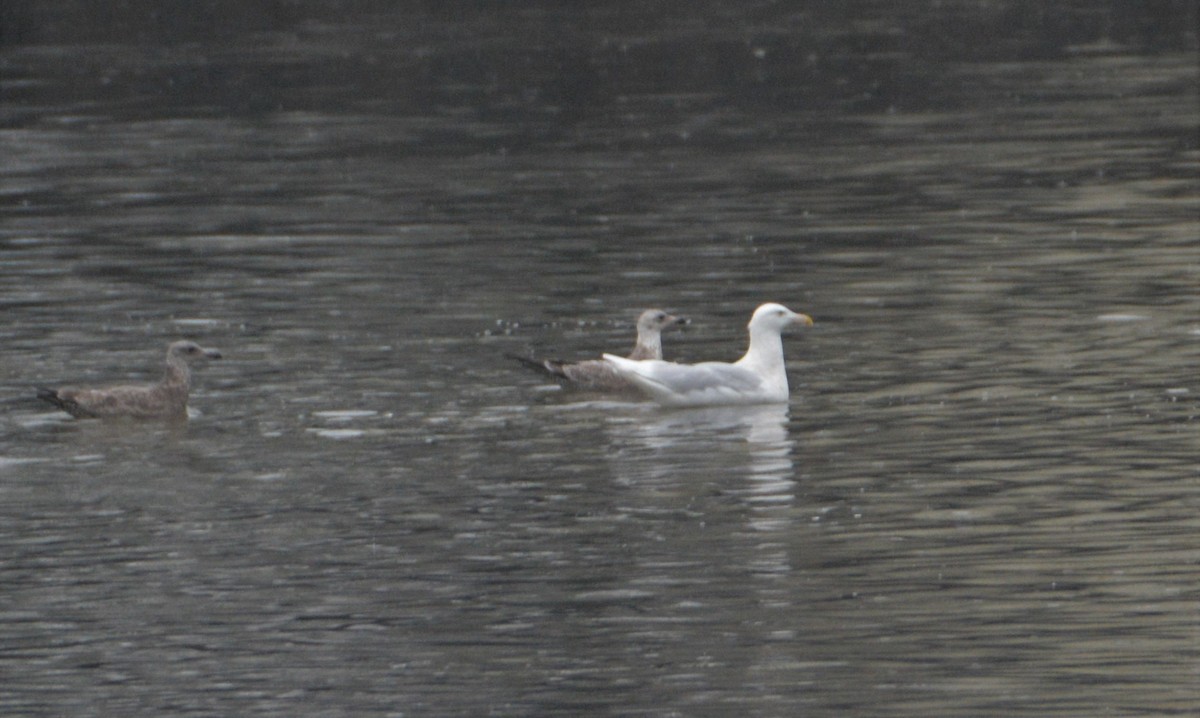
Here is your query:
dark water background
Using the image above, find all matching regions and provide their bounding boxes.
[1,2,1198,715]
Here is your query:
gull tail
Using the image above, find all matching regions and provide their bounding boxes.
[602,354,676,401]
[36,387,90,418]
[37,387,70,411]
[600,354,650,384]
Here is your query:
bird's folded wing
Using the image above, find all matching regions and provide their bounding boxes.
[626,360,764,394]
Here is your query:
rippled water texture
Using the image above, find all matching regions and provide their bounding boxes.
[1,3,1198,716]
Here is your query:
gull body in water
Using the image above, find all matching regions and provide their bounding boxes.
[37,340,222,420]
[604,303,812,407]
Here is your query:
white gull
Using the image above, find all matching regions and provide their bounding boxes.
[603,303,812,407]
[37,340,222,420]
[512,309,687,391]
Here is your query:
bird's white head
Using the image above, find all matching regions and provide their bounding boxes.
[748,303,814,333]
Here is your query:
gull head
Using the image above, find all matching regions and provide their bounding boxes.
[748,303,814,334]
[168,340,223,362]
[637,309,689,334]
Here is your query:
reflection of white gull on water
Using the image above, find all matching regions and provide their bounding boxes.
[607,403,795,488]
[616,403,791,448]
[635,405,799,558]
[37,340,222,420]
[512,309,687,391]
[604,303,812,407]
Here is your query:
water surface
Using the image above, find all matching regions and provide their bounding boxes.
[1,4,1197,716]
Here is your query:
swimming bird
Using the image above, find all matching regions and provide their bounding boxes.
[37,340,222,420]
[511,309,688,391]
[603,303,813,407]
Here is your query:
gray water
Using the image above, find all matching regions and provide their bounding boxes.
[1,4,1198,716]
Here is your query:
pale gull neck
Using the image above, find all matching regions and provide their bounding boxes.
[164,354,191,389]
[629,329,662,360]
[736,325,788,393]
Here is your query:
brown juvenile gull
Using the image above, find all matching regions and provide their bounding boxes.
[37,340,222,420]
[511,309,688,391]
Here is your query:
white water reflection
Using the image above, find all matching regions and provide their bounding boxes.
[603,402,800,564]
[608,403,791,450]
[603,403,793,491]
[611,403,798,530]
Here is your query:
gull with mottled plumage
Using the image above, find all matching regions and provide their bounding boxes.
[37,340,222,420]
[603,303,812,407]
[511,309,687,391]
